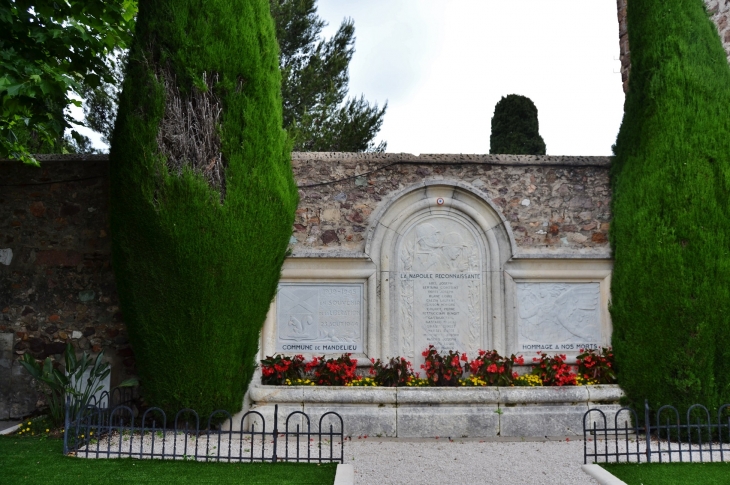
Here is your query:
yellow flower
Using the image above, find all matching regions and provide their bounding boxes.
[46,429,49,432]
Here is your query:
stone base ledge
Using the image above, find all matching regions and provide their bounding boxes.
[250,384,622,405]
[241,385,624,438]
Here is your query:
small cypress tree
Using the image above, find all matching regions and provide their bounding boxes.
[109,0,298,416]
[610,0,730,414]
[489,94,546,155]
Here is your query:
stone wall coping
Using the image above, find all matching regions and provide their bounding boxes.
[249,384,624,405]
[3,152,612,167]
[290,152,611,167]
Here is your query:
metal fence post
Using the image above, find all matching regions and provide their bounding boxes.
[63,394,71,454]
[645,399,652,463]
[272,404,278,463]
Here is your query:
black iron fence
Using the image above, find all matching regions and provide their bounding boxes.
[583,401,730,464]
[64,400,344,464]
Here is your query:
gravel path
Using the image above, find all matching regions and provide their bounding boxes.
[344,437,595,485]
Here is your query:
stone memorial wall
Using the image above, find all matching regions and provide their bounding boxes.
[260,153,614,366]
[2,153,613,418]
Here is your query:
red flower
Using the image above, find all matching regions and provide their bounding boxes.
[487,364,498,373]
[461,353,468,362]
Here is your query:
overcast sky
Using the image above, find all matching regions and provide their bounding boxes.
[78,0,625,156]
[316,0,625,156]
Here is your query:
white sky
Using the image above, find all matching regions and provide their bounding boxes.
[78,0,625,156]
[317,0,625,156]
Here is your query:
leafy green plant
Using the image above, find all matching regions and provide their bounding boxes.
[576,347,617,384]
[1,0,137,164]
[467,350,523,386]
[530,352,577,386]
[260,354,306,385]
[369,357,414,387]
[19,343,135,426]
[304,354,358,386]
[420,345,466,386]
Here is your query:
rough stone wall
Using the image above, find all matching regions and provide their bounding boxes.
[0,156,133,419]
[616,0,730,93]
[291,153,611,257]
[0,153,611,418]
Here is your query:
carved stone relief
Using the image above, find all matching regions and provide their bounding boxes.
[276,283,364,353]
[395,216,484,359]
[516,282,601,352]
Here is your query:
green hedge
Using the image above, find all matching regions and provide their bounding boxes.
[610,0,730,414]
[489,94,546,155]
[109,0,297,416]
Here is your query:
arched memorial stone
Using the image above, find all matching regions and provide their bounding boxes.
[396,215,485,359]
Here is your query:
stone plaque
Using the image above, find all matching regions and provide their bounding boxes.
[276,283,364,353]
[396,216,483,359]
[516,282,601,352]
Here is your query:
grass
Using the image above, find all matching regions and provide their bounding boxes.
[0,435,337,485]
[602,462,730,485]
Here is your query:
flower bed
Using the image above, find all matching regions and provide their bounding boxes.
[242,347,621,438]
[259,347,617,388]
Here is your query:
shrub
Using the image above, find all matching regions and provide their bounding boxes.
[489,94,546,155]
[421,345,467,386]
[109,0,298,417]
[610,0,730,414]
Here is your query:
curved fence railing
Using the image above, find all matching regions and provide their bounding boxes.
[583,400,730,464]
[63,398,344,463]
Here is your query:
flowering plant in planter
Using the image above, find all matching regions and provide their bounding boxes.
[370,357,416,387]
[468,350,524,386]
[260,354,306,385]
[421,345,467,386]
[531,352,577,386]
[306,354,359,386]
[577,347,617,384]
[513,374,542,387]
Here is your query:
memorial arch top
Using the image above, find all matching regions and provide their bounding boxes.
[365,181,515,361]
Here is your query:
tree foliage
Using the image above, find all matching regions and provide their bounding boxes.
[110,0,297,416]
[489,94,546,155]
[610,0,730,415]
[0,0,136,165]
[270,0,386,152]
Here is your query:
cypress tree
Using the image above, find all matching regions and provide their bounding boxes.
[489,94,546,155]
[109,0,297,416]
[610,0,730,414]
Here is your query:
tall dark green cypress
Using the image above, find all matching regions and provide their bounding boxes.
[109,0,297,416]
[610,0,730,414]
[489,94,546,155]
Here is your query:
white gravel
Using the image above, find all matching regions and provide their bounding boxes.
[344,437,594,485]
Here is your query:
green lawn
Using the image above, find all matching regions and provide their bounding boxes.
[0,435,337,484]
[602,462,730,485]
